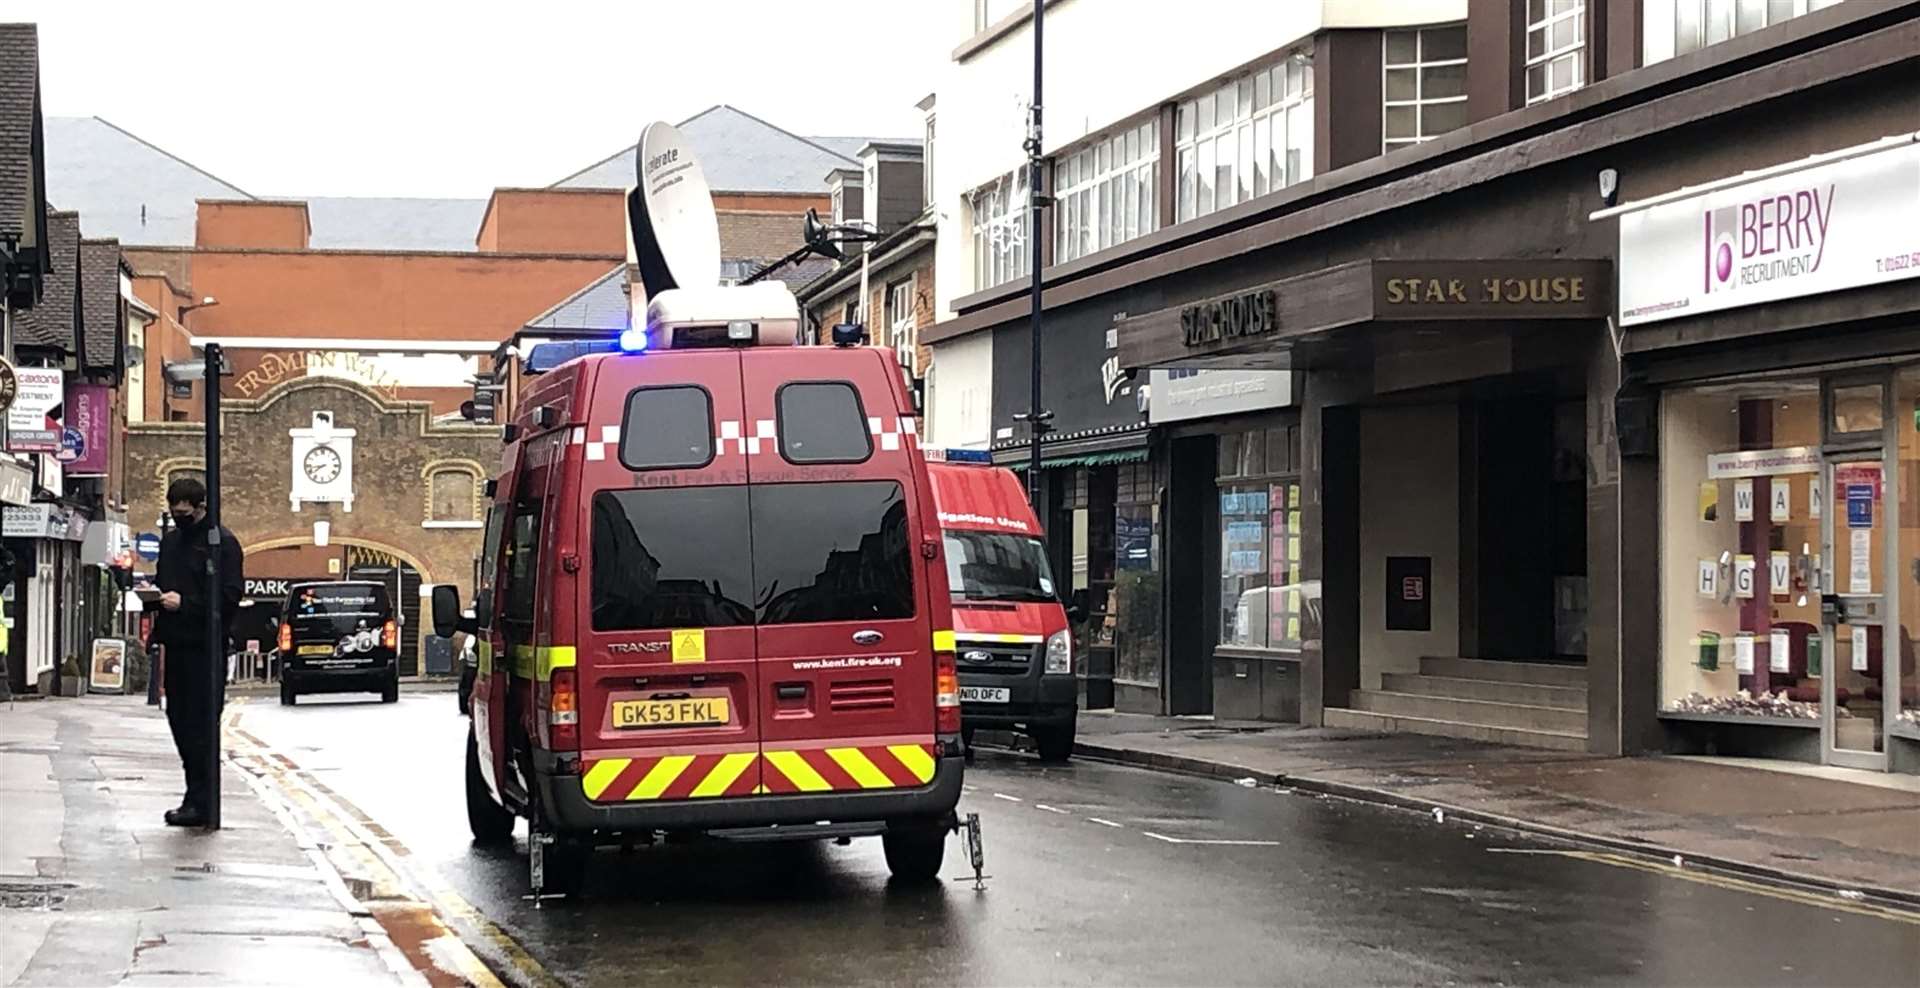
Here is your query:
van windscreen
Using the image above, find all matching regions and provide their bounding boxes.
[591,488,754,630]
[943,531,1056,603]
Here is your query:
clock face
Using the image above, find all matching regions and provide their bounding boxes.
[303,445,343,485]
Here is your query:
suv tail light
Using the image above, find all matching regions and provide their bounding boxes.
[935,645,961,736]
[382,620,398,651]
[277,623,291,654]
[546,668,580,749]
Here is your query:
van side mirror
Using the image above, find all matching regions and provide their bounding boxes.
[432,584,473,638]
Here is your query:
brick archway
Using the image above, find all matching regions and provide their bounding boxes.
[244,535,434,583]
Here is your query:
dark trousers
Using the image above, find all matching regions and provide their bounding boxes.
[164,652,224,811]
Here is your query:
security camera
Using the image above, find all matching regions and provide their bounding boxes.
[1598,168,1619,208]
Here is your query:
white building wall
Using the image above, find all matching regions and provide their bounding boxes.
[927,332,995,449]
[929,0,1467,319]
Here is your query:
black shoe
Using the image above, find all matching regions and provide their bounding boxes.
[164,806,208,827]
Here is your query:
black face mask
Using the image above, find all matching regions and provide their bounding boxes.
[171,510,197,529]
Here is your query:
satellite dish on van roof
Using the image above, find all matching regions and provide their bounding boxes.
[628,121,721,295]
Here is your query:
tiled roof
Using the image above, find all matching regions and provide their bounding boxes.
[553,105,865,195]
[0,24,43,245]
[77,238,122,372]
[762,256,838,290]
[44,116,250,245]
[15,209,78,352]
[523,265,629,332]
[305,197,489,251]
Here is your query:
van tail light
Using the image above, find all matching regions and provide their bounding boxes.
[935,645,962,737]
[546,668,580,750]
[277,624,291,654]
[382,620,398,651]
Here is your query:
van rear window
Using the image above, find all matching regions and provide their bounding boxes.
[620,386,713,469]
[591,488,753,631]
[589,481,914,629]
[752,481,913,624]
[776,382,871,464]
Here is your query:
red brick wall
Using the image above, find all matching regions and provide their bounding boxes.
[196,201,310,250]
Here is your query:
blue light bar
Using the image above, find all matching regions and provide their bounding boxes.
[524,339,620,374]
[925,447,992,464]
[618,327,650,353]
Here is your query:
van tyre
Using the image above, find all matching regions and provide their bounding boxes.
[1033,723,1075,763]
[280,680,295,706]
[882,827,946,882]
[465,729,515,845]
[381,671,399,704]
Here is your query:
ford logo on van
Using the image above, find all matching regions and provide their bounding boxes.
[962,650,993,664]
[851,630,884,646]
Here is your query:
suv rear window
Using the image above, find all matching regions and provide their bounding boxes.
[620,386,713,469]
[590,488,754,630]
[777,382,871,464]
[753,481,912,624]
[590,481,914,628]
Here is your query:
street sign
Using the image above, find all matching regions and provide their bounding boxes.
[135,532,162,561]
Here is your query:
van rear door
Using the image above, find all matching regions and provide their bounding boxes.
[741,349,940,794]
[574,351,763,805]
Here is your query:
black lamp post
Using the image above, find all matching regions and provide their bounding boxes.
[201,341,225,829]
[1020,1,1052,511]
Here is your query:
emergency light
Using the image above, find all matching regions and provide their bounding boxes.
[924,447,993,464]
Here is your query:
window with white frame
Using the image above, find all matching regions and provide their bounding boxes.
[126,312,147,424]
[1054,120,1159,264]
[1526,0,1586,104]
[923,113,936,208]
[969,169,1029,292]
[973,0,1018,32]
[1383,25,1468,152]
[1672,0,1843,57]
[1176,51,1314,224]
[886,277,917,372]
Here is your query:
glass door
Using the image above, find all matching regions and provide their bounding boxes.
[1820,377,1892,769]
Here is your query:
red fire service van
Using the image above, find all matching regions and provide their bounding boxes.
[434,121,964,896]
[924,449,1077,761]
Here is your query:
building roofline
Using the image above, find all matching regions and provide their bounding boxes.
[80,116,254,199]
[548,104,860,188]
[518,263,628,331]
[123,244,624,262]
[795,220,935,303]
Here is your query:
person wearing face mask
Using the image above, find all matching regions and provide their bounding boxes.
[147,477,244,828]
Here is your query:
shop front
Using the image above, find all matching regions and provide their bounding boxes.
[1611,134,1920,773]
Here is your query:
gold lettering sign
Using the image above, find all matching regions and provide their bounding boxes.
[1382,275,1589,308]
[232,351,403,400]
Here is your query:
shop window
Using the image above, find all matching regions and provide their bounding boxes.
[427,470,478,524]
[1054,118,1159,263]
[1218,426,1305,651]
[1526,0,1586,104]
[1176,51,1312,224]
[1659,383,1827,719]
[1383,25,1468,152]
[1895,369,1920,739]
[1113,462,1162,688]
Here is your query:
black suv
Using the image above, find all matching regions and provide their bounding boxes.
[278,581,400,705]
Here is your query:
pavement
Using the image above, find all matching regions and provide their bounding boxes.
[1034,710,1920,903]
[233,692,1920,987]
[0,693,493,987]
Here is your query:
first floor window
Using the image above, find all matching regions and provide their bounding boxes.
[1674,0,1844,57]
[969,170,1030,292]
[1526,0,1587,104]
[1383,25,1469,151]
[1176,51,1314,223]
[429,470,478,522]
[1054,119,1160,263]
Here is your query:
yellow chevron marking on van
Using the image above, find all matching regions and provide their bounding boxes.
[627,755,694,800]
[826,747,894,789]
[932,630,956,652]
[692,752,757,797]
[581,758,630,800]
[765,750,832,792]
[888,744,937,783]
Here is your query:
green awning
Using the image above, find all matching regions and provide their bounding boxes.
[1005,448,1149,472]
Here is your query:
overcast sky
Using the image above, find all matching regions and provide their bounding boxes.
[18,0,949,198]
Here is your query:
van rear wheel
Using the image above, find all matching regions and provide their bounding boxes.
[1033,723,1075,763]
[465,729,515,845]
[882,827,946,882]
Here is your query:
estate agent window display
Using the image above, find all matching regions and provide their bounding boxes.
[1217,425,1306,653]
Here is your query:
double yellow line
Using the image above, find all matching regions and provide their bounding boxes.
[224,702,560,988]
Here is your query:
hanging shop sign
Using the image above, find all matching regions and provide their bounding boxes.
[60,384,111,476]
[1616,139,1920,326]
[2,503,85,541]
[5,367,64,454]
[0,357,17,415]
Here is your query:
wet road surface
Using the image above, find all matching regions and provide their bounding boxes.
[235,693,1920,987]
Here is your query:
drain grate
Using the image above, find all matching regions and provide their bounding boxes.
[0,880,76,910]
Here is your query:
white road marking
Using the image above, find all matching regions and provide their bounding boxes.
[1141,831,1281,846]
[1034,804,1069,814]
[993,793,1022,802]
[1087,817,1122,828]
